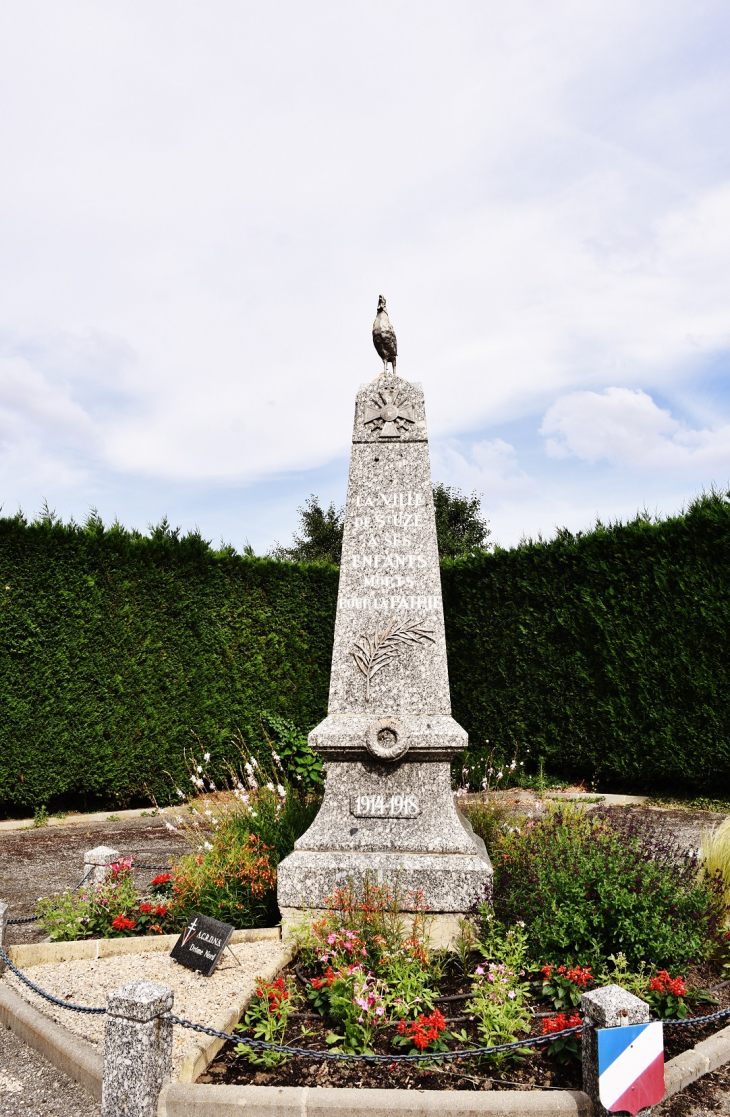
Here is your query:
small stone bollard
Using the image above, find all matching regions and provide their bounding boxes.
[582,983,654,1117]
[84,845,121,885]
[101,980,173,1117]
[0,901,8,973]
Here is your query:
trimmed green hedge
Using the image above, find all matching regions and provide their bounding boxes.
[0,517,338,812]
[443,492,730,792]
[1,492,729,811]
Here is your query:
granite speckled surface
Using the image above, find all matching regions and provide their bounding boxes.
[277,374,492,917]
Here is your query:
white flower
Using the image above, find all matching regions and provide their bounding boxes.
[176,788,185,798]
[208,782,216,791]
[251,757,258,768]
[197,765,203,774]
[165,822,178,832]
[496,771,503,780]
[510,761,516,771]
[203,752,211,762]
[244,761,253,774]
[203,841,213,851]
[277,785,286,797]
[204,809,213,817]
[266,782,275,792]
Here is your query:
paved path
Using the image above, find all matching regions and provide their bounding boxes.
[0,1022,99,1117]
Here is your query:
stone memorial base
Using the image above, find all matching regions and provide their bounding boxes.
[277,716,493,944]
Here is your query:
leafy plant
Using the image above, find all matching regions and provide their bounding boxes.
[235,975,301,1067]
[646,970,689,1020]
[541,1013,583,1063]
[393,1008,449,1056]
[539,963,592,1011]
[492,806,723,969]
[260,711,323,794]
[32,805,48,828]
[458,799,510,855]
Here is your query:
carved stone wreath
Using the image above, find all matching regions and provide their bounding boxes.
[363,388,415,437]
[366,718,409,762]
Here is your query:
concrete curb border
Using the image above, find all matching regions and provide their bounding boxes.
[7,926,281,968]
[0,980,103,1100]
[158,1084,592,1115]
[2,963,730,1113]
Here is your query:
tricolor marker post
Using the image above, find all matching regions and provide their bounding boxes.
[582,984,664,1117]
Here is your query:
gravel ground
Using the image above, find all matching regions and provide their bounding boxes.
[0,815,188,944]
[1,938,290,1079]
[0,1022,99,1117]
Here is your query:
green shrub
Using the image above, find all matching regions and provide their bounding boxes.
[0,512,337,812]
[443,490,730,793]
[488,807,723,969]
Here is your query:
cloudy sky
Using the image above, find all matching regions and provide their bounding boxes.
[1,1,729,551]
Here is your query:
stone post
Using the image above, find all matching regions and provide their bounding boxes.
[0,901,8,973]
[101,980,173,1117]
[582,984,653,1117]
[84,845,121,885]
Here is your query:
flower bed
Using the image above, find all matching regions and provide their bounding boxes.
[195,873,730,1093]
[35,861,177,941]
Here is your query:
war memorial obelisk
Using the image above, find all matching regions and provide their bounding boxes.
[277,300,492,939]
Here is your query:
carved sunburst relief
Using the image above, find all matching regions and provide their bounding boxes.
[352,618,435,702]
[363,388,415,437]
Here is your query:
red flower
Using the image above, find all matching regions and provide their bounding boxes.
[139,903,153,914]
[154,905,168,917]
[541,964,552,980]
[542,1013,582,1035]
[311,977,323,990]
[399,1010,446,1051]
[111,914,135,931]
[150,873,171,887]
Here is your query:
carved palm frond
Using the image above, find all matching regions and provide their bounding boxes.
[352,618,435,702]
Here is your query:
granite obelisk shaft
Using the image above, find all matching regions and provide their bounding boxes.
[277,375,492,917]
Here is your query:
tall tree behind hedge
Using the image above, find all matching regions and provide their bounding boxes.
[441,491,730,791]
[0,513,338,811]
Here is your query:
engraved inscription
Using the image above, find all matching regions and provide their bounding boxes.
[351,617,435,702]
[351,793,420,818]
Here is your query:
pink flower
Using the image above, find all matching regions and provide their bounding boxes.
[327,933,336,945]
[376,1006,384,1016]
[475,965,485,975]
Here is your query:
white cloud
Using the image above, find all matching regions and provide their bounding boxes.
[541,387,730,472]
[0,1,729,543]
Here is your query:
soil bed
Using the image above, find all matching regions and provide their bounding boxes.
[198,961,730,1093]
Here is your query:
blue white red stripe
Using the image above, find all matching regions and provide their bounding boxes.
[598,1021,664,1114]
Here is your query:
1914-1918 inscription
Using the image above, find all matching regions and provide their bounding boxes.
[351,793,420,818]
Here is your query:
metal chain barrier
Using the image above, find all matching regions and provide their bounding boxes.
[0,947,106,1014]
[165,1014,584,1064]
[0,938,728,1061]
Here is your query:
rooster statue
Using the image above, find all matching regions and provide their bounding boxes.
[372,295,397,376]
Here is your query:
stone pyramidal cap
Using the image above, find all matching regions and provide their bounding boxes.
[277,371,493,921]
